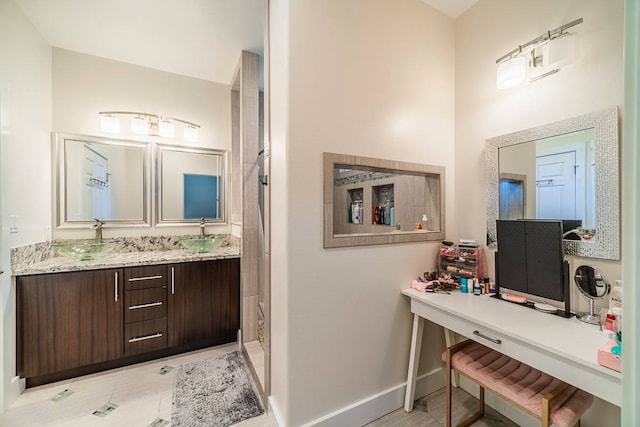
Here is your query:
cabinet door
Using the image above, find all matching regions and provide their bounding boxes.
[17,269,123,378]
[168,259,239,347]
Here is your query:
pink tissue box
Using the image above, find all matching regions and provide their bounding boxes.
[597,340,621,372]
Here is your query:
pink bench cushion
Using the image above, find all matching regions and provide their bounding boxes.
[446,342,594,427]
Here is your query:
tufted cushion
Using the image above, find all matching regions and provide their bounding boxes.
[444,342,594,427]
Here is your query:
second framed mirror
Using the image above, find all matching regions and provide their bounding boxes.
[155,144,228,226]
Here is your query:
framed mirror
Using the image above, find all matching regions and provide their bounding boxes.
[54,133,150,228]
[156,144,227,226]
[324,152,445,248]
[486,107,619,260]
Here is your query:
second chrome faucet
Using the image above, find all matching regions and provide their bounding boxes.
[200,217,206,238]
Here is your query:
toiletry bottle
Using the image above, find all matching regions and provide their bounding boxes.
[611,306,622,332]
[460,277,468,293]
[389,206,394,226]
[348,203,353,223]
[473,279,481,295]
[605,312,615,331]
[384,201,390,225]
[353,202,361,224]
[610,280,622,309]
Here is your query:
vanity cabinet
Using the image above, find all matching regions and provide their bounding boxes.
[123,265,168,356]
[16,258,240,385]
[168,259,240,348]
[17,268,123,378]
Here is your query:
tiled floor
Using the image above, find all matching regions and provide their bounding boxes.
[0,344,516,427]
[0,343,276,427]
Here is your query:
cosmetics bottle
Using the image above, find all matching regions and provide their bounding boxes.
[384,201,390,225]
[473,279,481,295]
[353,202,361,224]
[611,306,622,332]
[610,280,622,309]
[460,277,468,293]
[605,312,615,331]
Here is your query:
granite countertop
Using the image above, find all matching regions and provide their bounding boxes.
[11,235,241,276]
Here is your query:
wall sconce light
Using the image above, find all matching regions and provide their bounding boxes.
[183,125,199,142]
[100,114,121,133]
[496,55,528,90]
[158,119,175,138]
[496,18,583,89]
[98,111,200,142]
[130,115,149,135]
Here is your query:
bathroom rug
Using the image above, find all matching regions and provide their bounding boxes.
[172,350,264,427]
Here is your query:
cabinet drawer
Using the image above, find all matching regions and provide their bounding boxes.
[124,265,167,290]
[125,287,167,323]
[124,318,167,356]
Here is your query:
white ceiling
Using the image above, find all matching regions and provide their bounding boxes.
[420,0,480,18]
[13,0,264,85]
[13,0,476,86]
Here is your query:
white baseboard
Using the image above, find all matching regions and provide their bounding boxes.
[268,396,286,427]
[297,367,444,427]
[2,376,24,413]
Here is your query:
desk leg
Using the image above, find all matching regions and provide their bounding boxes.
[404,313,424,412]
[443,328,459,388]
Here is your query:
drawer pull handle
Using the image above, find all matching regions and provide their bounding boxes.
[128,275,163,282]
[114,272,119,302]
[171,267,175,295]
[129,332,163,343]
[129,301,163,310]
[473,330,502,344]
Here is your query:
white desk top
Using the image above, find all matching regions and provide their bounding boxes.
[402,288,622,406]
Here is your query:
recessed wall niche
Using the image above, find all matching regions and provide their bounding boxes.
[324,152,445,248]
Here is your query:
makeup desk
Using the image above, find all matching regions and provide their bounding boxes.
[402,288,622,411]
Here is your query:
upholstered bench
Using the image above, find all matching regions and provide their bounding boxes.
[443,340,594,427]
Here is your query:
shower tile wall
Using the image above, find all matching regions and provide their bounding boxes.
[239,50,260,342]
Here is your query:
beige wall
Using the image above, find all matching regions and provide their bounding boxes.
[455,0,623,424]
[52,48,232,238]
[270,0,455,424]
[0,0,52,411]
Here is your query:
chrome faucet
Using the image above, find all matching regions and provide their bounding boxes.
[92,218,104,241]
[199,217,206,238]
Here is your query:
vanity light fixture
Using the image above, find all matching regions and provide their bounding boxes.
[496,55,528,90]
[98,111,200,142]
[158,119,175,138]
[496,18,583,89]
[99,114,121,133]
[130,115,149,135]
[183,125,199,142]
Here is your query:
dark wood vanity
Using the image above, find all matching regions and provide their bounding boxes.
[16,258,240,386]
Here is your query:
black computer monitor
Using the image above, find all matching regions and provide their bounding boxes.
[496,219,565,302]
